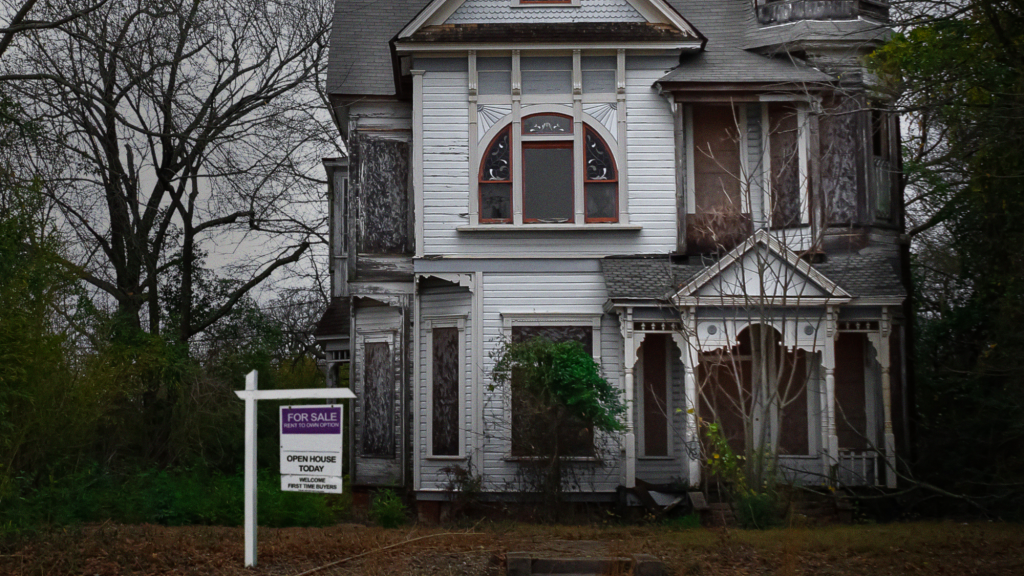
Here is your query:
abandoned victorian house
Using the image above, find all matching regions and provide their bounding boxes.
[315,0,910,510]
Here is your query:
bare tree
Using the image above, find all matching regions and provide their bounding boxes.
[0,0,334,344]
[0,0,107,63]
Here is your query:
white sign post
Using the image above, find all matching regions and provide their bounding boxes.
[234,370,355,568]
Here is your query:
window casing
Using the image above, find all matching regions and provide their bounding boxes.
[502,315,603,458]
[683,102,810,253]
[469,50,627,228]
[479,115,619,224]
[426,317,466,458]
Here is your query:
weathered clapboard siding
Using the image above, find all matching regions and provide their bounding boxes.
[418,60,679,258]
[352,303,405,486]
[477,270,624,493]
[417,284,474,491]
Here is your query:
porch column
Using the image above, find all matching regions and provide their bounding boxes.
[621,308,637,489]
[878,309,897,488]
[672,311,700,487]
[823,307,839,481]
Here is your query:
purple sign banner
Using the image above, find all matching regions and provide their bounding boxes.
[281,406,342,435]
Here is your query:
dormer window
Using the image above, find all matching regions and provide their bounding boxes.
[479,114,618,225]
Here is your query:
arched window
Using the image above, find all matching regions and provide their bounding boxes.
[478,113,619,225]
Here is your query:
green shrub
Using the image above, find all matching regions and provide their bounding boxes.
[370,488,406,528]
[0,466,346,535]
[734,493,783,530]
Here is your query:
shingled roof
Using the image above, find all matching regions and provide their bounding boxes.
[655,0,833,86]
[328,0,835,98]
[402,22,694,45]
[601,252,904,303]
[601,256,704,301]
[314,296,351,339]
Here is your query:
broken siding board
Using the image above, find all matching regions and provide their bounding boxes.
[356,255,415,282]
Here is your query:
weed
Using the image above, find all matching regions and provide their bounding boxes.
[370,488,407,529]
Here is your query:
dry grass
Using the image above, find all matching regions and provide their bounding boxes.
[1,521,1021,576]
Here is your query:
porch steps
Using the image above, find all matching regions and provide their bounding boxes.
[506,553,665,576]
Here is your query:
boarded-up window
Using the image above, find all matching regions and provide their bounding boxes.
[432,327,460,456]
[362,342,394,456]
[642,334,669,457]
[510,325,594,457]
[778,350,809,455]
[357,136,409,253]
[834,333,867,450]
[769,103,802,229]
[688,104,750,253]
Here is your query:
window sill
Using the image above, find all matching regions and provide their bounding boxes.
[458,223,642,233]
[503,455,600,463]
[424,455,468,461]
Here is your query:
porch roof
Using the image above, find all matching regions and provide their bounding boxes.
[601,252,904,305]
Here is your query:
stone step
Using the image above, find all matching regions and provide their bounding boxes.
[506,553,665,576]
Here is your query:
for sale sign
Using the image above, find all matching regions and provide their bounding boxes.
[280,405,343,494]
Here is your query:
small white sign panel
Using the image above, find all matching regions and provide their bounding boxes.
[281,474,343,494]
[280,405,343,494]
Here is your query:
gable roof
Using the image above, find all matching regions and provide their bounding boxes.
[327,0,834,98]
[672,229,850,304]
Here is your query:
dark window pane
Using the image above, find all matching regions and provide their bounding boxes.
[585,182,617,220]
[643,334,669,457]
[432,327,460,456]
[523,146,573,222]
[585,130,616,180]
[481,130,511,181]
[479,57,512,96]
[362,342,394,457]
[480,183,512,221]
[523,115,573,135]
[512,325,593,353]
[583,70,615,93]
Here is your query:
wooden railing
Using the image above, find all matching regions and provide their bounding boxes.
[837,449,882,487]
[755,1,890,26]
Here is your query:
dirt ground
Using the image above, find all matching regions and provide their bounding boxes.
[1,521,1022,576]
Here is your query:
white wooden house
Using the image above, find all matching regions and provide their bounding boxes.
[316,0,910,508]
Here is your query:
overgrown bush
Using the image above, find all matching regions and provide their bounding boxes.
[703,422,783,529]
[489,337,625,513]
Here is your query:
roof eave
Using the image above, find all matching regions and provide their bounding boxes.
[394,39,704,53]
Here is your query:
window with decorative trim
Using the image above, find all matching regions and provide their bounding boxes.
[479,114,618,224]
[426,318,466,458]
